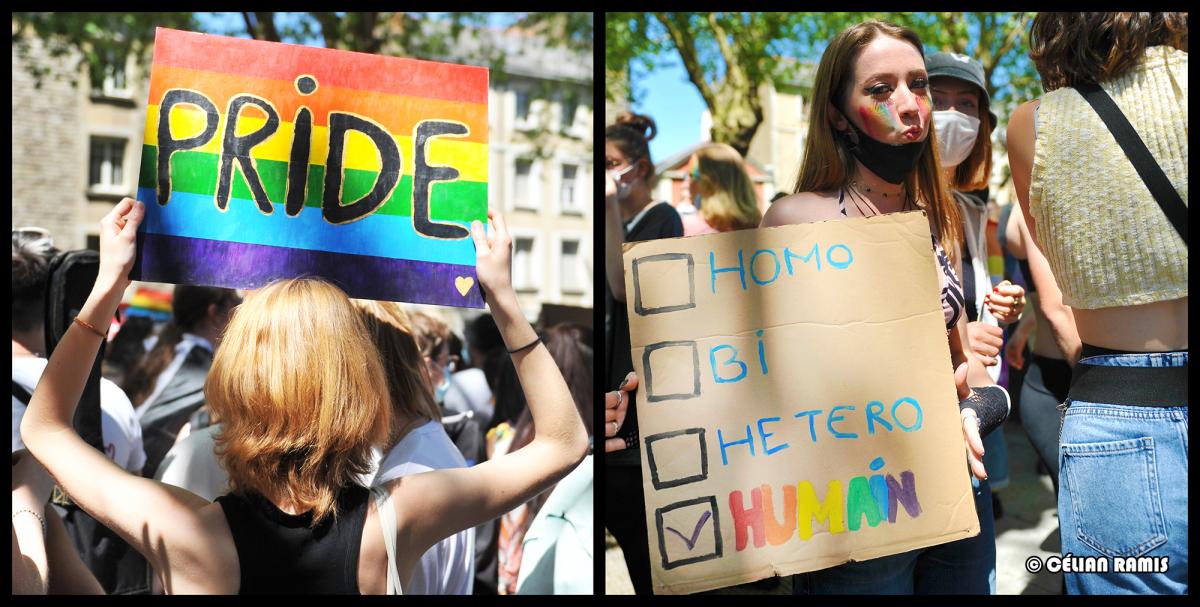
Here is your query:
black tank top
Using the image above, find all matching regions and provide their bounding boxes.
[215,484,371,594]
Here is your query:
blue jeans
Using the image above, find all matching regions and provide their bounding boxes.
[793,476,995,594]
[1058,351,1188,595]
[983,426,1009,491]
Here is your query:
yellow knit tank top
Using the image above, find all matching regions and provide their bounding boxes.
[1029,45,1188,310]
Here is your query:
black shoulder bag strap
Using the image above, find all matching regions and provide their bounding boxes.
[12,380,34,406]
[1073,81,1188,247]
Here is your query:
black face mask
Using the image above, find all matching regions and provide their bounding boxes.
[837,109,925,184]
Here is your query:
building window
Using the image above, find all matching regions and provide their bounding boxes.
[560,239,582,294]
[513,159,536,210]
[560,164,579,214]
[560,96,577,131]
[91,49,130,98]
[513,237,536,292]
[89,137,127,191]
[515,90,531,122]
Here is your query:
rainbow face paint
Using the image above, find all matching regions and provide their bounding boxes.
[856,95,931,142]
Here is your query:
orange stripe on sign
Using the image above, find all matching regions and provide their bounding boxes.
[147,65,487,144]
[152,28,488,106]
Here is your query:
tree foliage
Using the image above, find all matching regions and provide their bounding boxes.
[14,12,592,88]
[605,12,1042,158]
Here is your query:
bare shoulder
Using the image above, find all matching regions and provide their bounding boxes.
[761,190,844,228]
[158,501,240,594]
[1007,99,1039,144]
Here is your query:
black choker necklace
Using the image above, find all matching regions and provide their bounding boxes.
[850,179,904,198]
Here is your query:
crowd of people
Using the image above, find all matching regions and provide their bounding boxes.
[13,201,594,594]
[605,12,1186,595]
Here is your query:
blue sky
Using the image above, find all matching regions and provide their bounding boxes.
[630,57,707,165]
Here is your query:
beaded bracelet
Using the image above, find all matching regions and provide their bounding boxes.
[13,509,46,537]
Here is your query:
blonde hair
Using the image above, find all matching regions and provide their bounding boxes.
[794,20,961,264]
[351,299,442,443]
[206,278,392,527]
[694,143,763,232]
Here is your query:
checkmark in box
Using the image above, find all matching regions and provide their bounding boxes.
[656,496,723,570]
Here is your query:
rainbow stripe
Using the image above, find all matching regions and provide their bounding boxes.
[131,28,487,308]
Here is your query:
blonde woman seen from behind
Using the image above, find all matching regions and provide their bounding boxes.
[19,197,588,594]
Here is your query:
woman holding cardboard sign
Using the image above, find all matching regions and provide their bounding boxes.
[19,197,588,594]
[758,20,1006,594]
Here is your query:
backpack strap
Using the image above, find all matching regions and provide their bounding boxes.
[1073,81,1188,247]
[12,380,34,406]
[369,485,404,595]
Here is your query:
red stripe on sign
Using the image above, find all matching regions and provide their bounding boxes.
[151,28,489,106]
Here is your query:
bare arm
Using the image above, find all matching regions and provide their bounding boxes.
[395,206,589,559]
[1021,220,1082,365]
[45,507,105,594]
[20,199,214,588]
[13,524,46,594]
[1007,101,1082,365]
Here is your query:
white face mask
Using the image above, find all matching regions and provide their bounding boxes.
[934,109,981,168]
[606,162,640,200]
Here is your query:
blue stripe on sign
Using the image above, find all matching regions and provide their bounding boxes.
[135,188,477,267]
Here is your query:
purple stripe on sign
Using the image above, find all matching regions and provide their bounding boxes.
[132,232,484,309]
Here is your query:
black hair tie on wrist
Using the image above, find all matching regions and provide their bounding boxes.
[506,336,541,355]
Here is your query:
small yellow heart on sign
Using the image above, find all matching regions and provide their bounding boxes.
[455,276,475,297]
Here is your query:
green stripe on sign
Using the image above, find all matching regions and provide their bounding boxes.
[139,145,487,223]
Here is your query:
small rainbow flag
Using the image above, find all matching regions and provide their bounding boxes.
[125,287,173,321]
[131,28,487,308]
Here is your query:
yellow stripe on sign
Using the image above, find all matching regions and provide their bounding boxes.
[146,103,488,181]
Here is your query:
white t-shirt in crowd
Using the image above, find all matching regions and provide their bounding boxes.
[135,333,213,418]
[442,368,493,425]
[12,356,147,474]
[158,425,378,502]
[155,424,228,500]
[373,420,474,595]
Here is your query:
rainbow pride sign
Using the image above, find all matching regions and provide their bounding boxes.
[131,28,487,308]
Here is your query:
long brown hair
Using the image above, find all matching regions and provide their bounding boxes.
[1030,12,1188,91]
[694,143,763,231]
[123,285,239,407]
[206,278,392,527]
[793,20,961,263]
[351,299,442,444]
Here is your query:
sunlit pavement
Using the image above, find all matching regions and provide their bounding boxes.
[604,419,1063,595]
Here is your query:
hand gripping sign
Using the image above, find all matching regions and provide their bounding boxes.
[623,211,980,594]
[132,28,488,308]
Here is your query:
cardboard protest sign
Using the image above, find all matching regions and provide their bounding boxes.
[131,28,487,308]
[623,211,980,594]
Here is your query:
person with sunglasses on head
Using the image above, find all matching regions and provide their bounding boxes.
[604,110,682,596]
